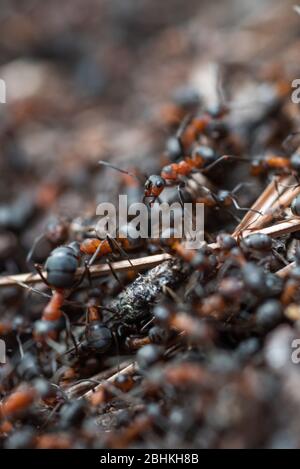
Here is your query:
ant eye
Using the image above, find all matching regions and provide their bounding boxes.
[156,180,163,188]
[145,181,150,189]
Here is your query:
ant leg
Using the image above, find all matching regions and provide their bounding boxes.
[69,256,93,292]
[176,113,192,139]
[16,333,24,359]
[226,208,241,224]
[175,114,193,155]
[34,263,51,287]
[231,182,255,196]
[84,260,93,288]
[106,235,140,277]
[177,181,186,209]
[201,154,251,173]
[230,196,263,216]
[87,240,105,267]
[112,330,120,372]
[62,311,79,355]
[271,248,289,266]
[106,257,124,288]
[162,285,182,304]
[26,234,45,265]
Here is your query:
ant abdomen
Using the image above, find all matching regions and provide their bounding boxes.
[82,321,113,354]
[45,244,80,289]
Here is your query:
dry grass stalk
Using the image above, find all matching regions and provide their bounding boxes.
[232,176,291,237]
[83,363,136,400]
[0,253,172,288]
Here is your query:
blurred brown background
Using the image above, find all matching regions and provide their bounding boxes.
[0,0,299,255]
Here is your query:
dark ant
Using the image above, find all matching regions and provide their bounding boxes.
[240,233,273,252]
[79,295,113,355]
[32,242,85,342]
[239,232,287,269]
[63,288,148,362]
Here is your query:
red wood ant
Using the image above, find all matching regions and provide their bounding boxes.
[99,150,245,205]
[251,148,300,178]
[178,104,230,150]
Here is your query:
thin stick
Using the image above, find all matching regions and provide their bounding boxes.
[232,176,291,237]
[65,360,132,399]
[249,183,300,230]
[0,254,172,288]
[242,217,300,238]
[276,262,295,278]
[83,363,136,400]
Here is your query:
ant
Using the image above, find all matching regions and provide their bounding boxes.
[99,150,245,205]
[194,182,262,222]
[78,293,113,356]
[64,288,143,361]
[145,148,255,205]
[79,225,142,284]
[32,225,139,342]
[239,232,288,269]
[33,242,87,342]
[251,148,300,178]
[178,104,230,150]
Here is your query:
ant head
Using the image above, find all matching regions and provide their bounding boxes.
[84,321,112,353]
[192,145,217,166]
[217,190,231,205]
[144,175,166,201]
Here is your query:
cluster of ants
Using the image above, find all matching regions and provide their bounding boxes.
[2,77,300,449]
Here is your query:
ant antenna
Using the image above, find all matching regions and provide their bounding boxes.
[98,160,144,184]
